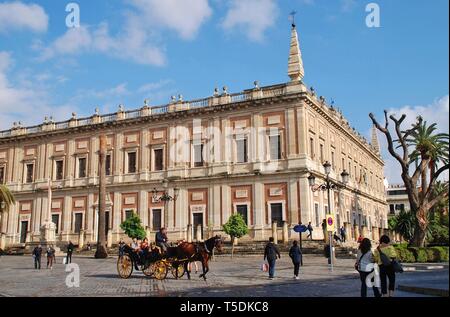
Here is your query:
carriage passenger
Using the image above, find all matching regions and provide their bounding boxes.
[156,228,170,253]
[138,238,149,264]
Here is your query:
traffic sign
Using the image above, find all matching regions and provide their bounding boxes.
[293,224,308,233]
[326,214,335,232]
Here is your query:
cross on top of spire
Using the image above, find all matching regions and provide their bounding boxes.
[289,10,297,28]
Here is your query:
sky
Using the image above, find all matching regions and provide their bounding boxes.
[0,0,448,183]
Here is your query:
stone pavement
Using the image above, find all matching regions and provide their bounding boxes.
[0,254,447,297]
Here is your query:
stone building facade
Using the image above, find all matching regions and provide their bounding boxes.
[0,25,388,249]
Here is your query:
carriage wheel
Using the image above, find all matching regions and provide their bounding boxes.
[153,260,168,280]
[117,255,133,279]
[171,264,185,279]
[142,262,155,277]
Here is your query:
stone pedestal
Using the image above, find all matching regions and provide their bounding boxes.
[187,224,193,243]
[282,221,289,243]
[78,230,85,249]
[354,225,360,241]
[272,222,278,244]
[0,233,5,250]
[107,230,113,248]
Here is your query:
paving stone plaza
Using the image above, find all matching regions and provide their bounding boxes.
[0,254,447,297]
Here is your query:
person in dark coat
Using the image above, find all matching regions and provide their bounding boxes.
[306,222,314,240]
[289,240,303,279]
[66,241,74,264]
[155,228,170,253]
[263,237,281,280]
[32,245,43,269]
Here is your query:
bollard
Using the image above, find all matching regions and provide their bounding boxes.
[78,230,85,249]
[272,222,278,244]
[187,224,193,243]
[107,230,112,248]
[282,221,289,243]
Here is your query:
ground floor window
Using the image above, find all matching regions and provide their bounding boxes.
[20,221,28,243]
[52,214,60,234]
[236,205,248,226]
[270,203,283,227]
[74,213,83,233]
[152,209,162,231]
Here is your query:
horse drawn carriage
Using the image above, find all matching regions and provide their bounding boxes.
[117,236,223,281]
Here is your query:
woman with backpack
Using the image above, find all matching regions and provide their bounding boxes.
[374,235,398,297]
[355,238,381,297]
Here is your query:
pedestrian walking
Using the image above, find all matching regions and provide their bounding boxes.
[340,226,346,243]
[321,219,327,242]
[32,245,42,270]
[355,238,381,297]
[306,222,313,240]
[46,245,56,269]
[66,241,74,264]
[333,232,342,244]
[374,235,398,297]
[263,237,281,280]
[289,240,302,280]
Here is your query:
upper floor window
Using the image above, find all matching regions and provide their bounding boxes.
[193,143,204,167]
[0,166,5,184]
[236,135,248,163]
[309,138,315,158]
[153,148,164,171]
[78,157,87,178]
[331,151,335,169]
[105,154,112,176]
[25,163,34,183]
[127,152,137,174]
[55,160,64,180]
[319,144,324,163]
[269,134,281,160]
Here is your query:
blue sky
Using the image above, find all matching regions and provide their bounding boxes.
[0,0,448,182]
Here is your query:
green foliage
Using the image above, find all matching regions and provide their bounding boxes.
[395,247,416,263]
[408,247,428,263]
[120,212,146,240]
[223,213,248,240]
[388,217,397,231]
[0,185,15,208]
[426,212,449,245]
[392,210,416,241]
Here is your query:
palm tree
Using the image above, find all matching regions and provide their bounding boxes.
[406,120,449,193]
[0,184,15,208]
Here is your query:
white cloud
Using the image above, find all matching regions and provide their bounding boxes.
[0,1,48,34]
[35,0,213,66]
[378,95,449,184]
[341,0,357,12]
[0,51,78,130]
[221,0,279,42]
[129,0,212,40]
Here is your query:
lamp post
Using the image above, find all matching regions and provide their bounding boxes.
[308,162,349,272]
[151,183,179,229]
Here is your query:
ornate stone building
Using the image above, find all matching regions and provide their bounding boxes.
[0,25,388,249]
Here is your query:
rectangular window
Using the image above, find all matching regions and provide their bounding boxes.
[125,210,134,220]
[237,205,248,225]
[26,163,34,183]
[315,203,320,227]
[320,144,324,162]
[52,214,60,234]
[269,134,281,160]
[310,138,314,158]
[154,148,164,171]
[152,209,162,230]
[389,205,395,214]
[74,213,83,233]
[0,166,4,184]
[270,203,283,227]
[348,162,352,177]
[78,157,87,178]
[331,152,335,169]
[194,143,204,167]
[55,160,64,180]
[236,137,248,163]
[105,154,111,176]
[127,152,137,173]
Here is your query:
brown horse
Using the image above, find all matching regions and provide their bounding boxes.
[176,235,223,281]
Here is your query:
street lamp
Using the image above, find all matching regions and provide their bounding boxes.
[308,162,349,271]
[151,185,179,228]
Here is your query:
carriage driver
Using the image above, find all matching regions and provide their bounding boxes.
[155,228,170,253]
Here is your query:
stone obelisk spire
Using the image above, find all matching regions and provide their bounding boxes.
[371,124,380,154]
[288,19,305,82]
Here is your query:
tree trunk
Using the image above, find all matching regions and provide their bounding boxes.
[231,236,235,259]
[411,221,427,247]
[95,135,108,259]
